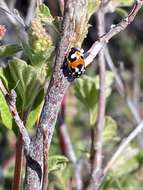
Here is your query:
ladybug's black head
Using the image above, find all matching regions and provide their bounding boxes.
[70,47,80,53]
[68,47,80,61]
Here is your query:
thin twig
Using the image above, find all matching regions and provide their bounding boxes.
[0,79,30,153]
[132,60,143,147]
[104,121,143,174]
[84,0,143,67]
[94,6,106,173]
[12,135,23,190]
[104,46,142,124]
[126,97,141,123]
[88,3,106,190]
[58,0,65,16]
[59,124,83,190]
[25,0,37,25]
[104,47,125,95]
[133,61,140,110]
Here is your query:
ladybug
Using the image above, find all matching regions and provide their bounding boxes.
[63,47,85,80]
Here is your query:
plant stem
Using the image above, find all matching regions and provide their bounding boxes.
[88,4,106,190]
[12,134,23,190]
[12,111,28,190]
[42,127,49,190]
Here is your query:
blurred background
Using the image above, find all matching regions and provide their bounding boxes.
[0,0,143,189]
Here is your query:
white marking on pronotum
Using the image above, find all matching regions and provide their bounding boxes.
[81,49,84,53]
[70,53,76,59]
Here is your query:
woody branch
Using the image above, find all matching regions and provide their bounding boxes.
[84,0,143,66]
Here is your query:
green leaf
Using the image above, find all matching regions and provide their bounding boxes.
[74,75,99,126]
[103,116,119,143]
[21,42,33,63]
[31,46,55,66]
[0,91,13,129]
[36,4,53,22]
[0,68,9,88]
[74,72,114,125]
[22,40,55,67]
[48,155,69,173]
[50,166,73,190]
[26,89,44,128]
[0,44,22,58]
[5,58,46,111]
[116,8,128,17]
